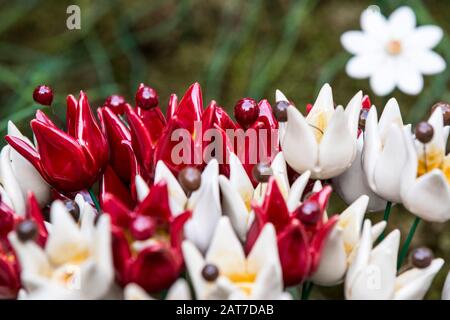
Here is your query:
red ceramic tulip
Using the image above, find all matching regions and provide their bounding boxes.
[101,180,190,293]
[246,178,338,286]
[6,91,108,192]
[0,193,48,298]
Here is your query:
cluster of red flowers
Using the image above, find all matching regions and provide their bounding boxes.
[0,82,337,298]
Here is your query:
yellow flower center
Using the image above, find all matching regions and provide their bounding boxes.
[307,110,332,143]
[225,272,257,296]
[417,146,450,184]
[386,40,402,55]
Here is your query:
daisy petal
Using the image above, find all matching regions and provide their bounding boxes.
[369,59,396,96]
[396,62,423,95]
[389,6,416,38]
[405,25,443,50]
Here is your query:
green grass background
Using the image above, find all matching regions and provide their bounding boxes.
[0,0,449,299]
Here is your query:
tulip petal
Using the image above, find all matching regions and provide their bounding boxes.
[402,169,450,222]
[373,124,407,202]
[319,106,356,179]
[154,161,187,215]
[287,170,311,212]
[282,106,318,174]
[205,217,246,275]
[395,258,443,300]
[218,175,249,241]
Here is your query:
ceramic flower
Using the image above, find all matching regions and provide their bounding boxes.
[345,220,443,300]
[246,177,338,286]
[333,96,386,211]
[218,151,291,241]
[0,122,50,215]
[9,198,114,300]
[151,160,222,253]
[6,92,108,192]
[0,193,48,299]
[310,195,386,286]
[341,6,446,96]
[279,84,361,179]
[101,179,190,293]
[442,272,450,300]
[362,98,408,204]
[182,216,290,300]
[124,279,191,300]
[401,108,450,222]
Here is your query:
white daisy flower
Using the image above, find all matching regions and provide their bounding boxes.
[341,6,446,96]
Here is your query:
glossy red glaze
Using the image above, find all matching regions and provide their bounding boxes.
[101,181,191,293]
[246,179,337,286]
[135,84,158,110]
[234,98,258,129]
[105,95,127,114]
[32,85,53,106]
[6,91,108,192]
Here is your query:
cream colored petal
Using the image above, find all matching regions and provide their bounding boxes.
[205,217,246,275]
[247,223,280,276]
[0,146,26,215]
[395,258,444,300]
[93,215,113,286]
[135,175,150,202]
[339,195,368,247]
[318,106,357,179]
[333,136,386,211]
[442,270,450,300]
[124,283,153,300]
[182,241,208,299]
[400,126,418,198]
[166,279,192,300]
[8,233,52,291]
[402,169,450,222]
[218,175,249,241]
[311,226,347,286]
[228,152,254,202]
[287,170,311,212]
[282,105,318,174]
[371,221,387,242]
[251,263,284,300]
[7,121,50,208]
[363,106,381,190]
[345,219,373,295]
[344,91,363,135]
[275,89,288,103]
[378,98,403,139]
[427,107,445,151]
[0,185,13,208]
[308,83,334,119]
[154,160,187,214]
[271,152,290,198]
[46,201,87,265]
[373,124,408,203]
[185,160,221,252]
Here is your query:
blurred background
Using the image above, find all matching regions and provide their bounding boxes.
[0,0,449,299]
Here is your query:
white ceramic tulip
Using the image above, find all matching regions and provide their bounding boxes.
[345,220,443,300]
[10,198,114,300]
[280,83,361,179]
[149,160,222,252]
[182,217,290,300]
[0,121,50,215]
[311,195,386,286]
[401,108,450,222]
[218,152,290,241]
[333,134,386,212]
[124,279,191,300]
[363,98,408,204]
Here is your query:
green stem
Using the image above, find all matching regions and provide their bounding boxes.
[397,217,421,270]
[88,188,101,213]
[301,281,313,300]
[378,201,392,241]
